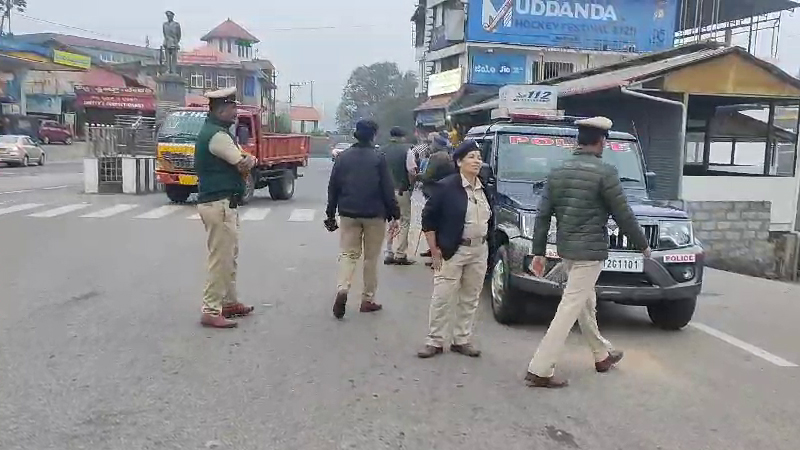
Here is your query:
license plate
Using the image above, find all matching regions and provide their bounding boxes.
[603,253,644,273]
[178,174,198,185]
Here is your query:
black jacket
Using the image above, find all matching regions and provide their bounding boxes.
[326,143,400,221]
[421,173,494,260]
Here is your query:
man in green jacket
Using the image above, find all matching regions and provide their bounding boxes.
[525,116,652,388]
[382,126,417,265]
[195,87,256,329]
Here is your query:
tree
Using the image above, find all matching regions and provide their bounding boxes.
[0,0,27,35]
[336,62,419,140]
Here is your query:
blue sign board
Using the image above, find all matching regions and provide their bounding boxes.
[466,0,678,53]
[470,52,527,85]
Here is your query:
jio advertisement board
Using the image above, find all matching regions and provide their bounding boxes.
[467,0,679,53]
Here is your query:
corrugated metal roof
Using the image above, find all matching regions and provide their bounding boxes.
[414,94,454,111]
[290,106,321,122]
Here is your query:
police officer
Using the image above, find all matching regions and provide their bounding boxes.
[525,117,652,388]
[195,87,256,329]
[418,140,492,359]
[383,126,417,265]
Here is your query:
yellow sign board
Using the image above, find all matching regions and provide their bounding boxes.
[53,50,91,70]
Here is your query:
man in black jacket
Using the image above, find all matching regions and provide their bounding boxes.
[417,140,493,359]
[382,126,417,265]
[325,119,401,319]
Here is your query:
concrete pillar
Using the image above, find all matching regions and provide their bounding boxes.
[83,158,99,194]
[122,156,137,194]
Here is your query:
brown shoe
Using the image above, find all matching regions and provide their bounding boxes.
[222,302,255,318]
[524,372,569,388]
[332,291,347,319]
[417,345,444,359]
[359,301,383,313]
[595,350,624,373]
[450,343,481,357]
[201,313,238,329]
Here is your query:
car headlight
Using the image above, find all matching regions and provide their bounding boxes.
[520,213,557,242]
[659,220,694,249]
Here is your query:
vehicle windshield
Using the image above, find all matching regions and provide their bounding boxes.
[496,133,645,186]
[158,111,208,141]
[0,136,20,144]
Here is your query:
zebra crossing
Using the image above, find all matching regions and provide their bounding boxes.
[0,201,321,223]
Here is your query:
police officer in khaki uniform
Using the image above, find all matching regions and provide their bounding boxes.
[195,87,257,328]
[418,140,493,358]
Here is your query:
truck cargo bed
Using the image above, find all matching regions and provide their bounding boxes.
[257,134,309,166]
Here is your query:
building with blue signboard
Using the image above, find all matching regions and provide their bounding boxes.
[411,0,799,131]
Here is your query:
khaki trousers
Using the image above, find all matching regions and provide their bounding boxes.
[528,260,614,377]
[427,243,488,347]
[197,199,239,315]
[337,217,387,301]
[385,191,412,258]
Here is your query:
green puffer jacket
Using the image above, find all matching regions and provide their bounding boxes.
[531,151,649,261]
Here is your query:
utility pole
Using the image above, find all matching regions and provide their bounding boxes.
[289,81,314,107]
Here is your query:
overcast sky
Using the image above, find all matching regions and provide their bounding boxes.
[9,2,800,129]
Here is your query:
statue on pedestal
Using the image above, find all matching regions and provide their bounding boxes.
[162,10,182,75]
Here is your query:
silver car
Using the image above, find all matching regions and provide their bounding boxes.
[0,135,45,167]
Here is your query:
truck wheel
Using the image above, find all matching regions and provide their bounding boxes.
[165,185,190,203]
[647,297,697,331]
[242,171,256,205]
[268,172,295,200]
[490,246,525,325]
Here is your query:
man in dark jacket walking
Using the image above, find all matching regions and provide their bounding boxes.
[525,117,652,389]
[325,119,401,319]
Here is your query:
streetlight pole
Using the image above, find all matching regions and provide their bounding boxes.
[289,80,314,107]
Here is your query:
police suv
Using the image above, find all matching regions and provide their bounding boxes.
[470,108,704,330]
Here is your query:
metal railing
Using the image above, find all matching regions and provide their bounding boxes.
[87,125,156,157]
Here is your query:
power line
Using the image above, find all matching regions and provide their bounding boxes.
[17,12,117,39]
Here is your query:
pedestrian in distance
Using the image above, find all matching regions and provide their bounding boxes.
[418,140,493,359]
[194,87,257,329]
[382,126,418,266]
[418,134,456,263]
[525,116,652,388]
[325,119,401,319]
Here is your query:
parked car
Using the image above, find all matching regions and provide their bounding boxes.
[331,142,351,161]
[39,120,73,145]
[0,135,46,166]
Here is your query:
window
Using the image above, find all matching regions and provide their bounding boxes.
[543,61,574,80]
[218,39,223,52]
[217,73,237,89]
[434,5,444,27]
[227,40,232,53]
[189,72,204,89]
[440,55,460,72]
[205,74,213,89]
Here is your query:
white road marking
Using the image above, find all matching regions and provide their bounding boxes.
[0,189,32,195]
[0,203,44,215]
[241,207,271,221]
[29,203,91,218]
[81,204,138,218]
[134,205,185,219]
[187,213,201,220]
[288,208,316,222]
[690,322,798,367]
[40,185,69,190]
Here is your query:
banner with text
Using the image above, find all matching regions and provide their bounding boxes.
[470,52,527,86]
[467,0,679,53]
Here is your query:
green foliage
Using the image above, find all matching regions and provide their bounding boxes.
[336,62,419,140]
[275,113,292,134]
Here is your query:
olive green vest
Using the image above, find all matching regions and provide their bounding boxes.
[383,139,411,192]
[195,117,245,204]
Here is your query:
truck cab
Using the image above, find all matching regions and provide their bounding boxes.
[469,112,704,330]
[156,106,309,203]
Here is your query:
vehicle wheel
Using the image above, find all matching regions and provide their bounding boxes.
[165,185,191,203]
[242,171,256,205]
[490,245,525,325]
[42,136,50,145]
[21,155,29,167]
[268,172,295,200]
[647,297,697,331]
[65,137,73,145]
[38,152,45,166]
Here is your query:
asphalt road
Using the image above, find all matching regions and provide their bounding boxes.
[1,158,799,450]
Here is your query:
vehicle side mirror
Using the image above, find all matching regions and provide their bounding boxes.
[479,162,496,187]
[646,171,657,190]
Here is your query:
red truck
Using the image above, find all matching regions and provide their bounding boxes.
[155,105,309,203]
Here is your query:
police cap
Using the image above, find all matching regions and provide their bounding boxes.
[452,139,480,161]
[574,116,613,131]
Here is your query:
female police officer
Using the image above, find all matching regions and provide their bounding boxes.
[417,140,492,358]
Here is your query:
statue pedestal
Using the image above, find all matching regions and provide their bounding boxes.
[156,74,186,106]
